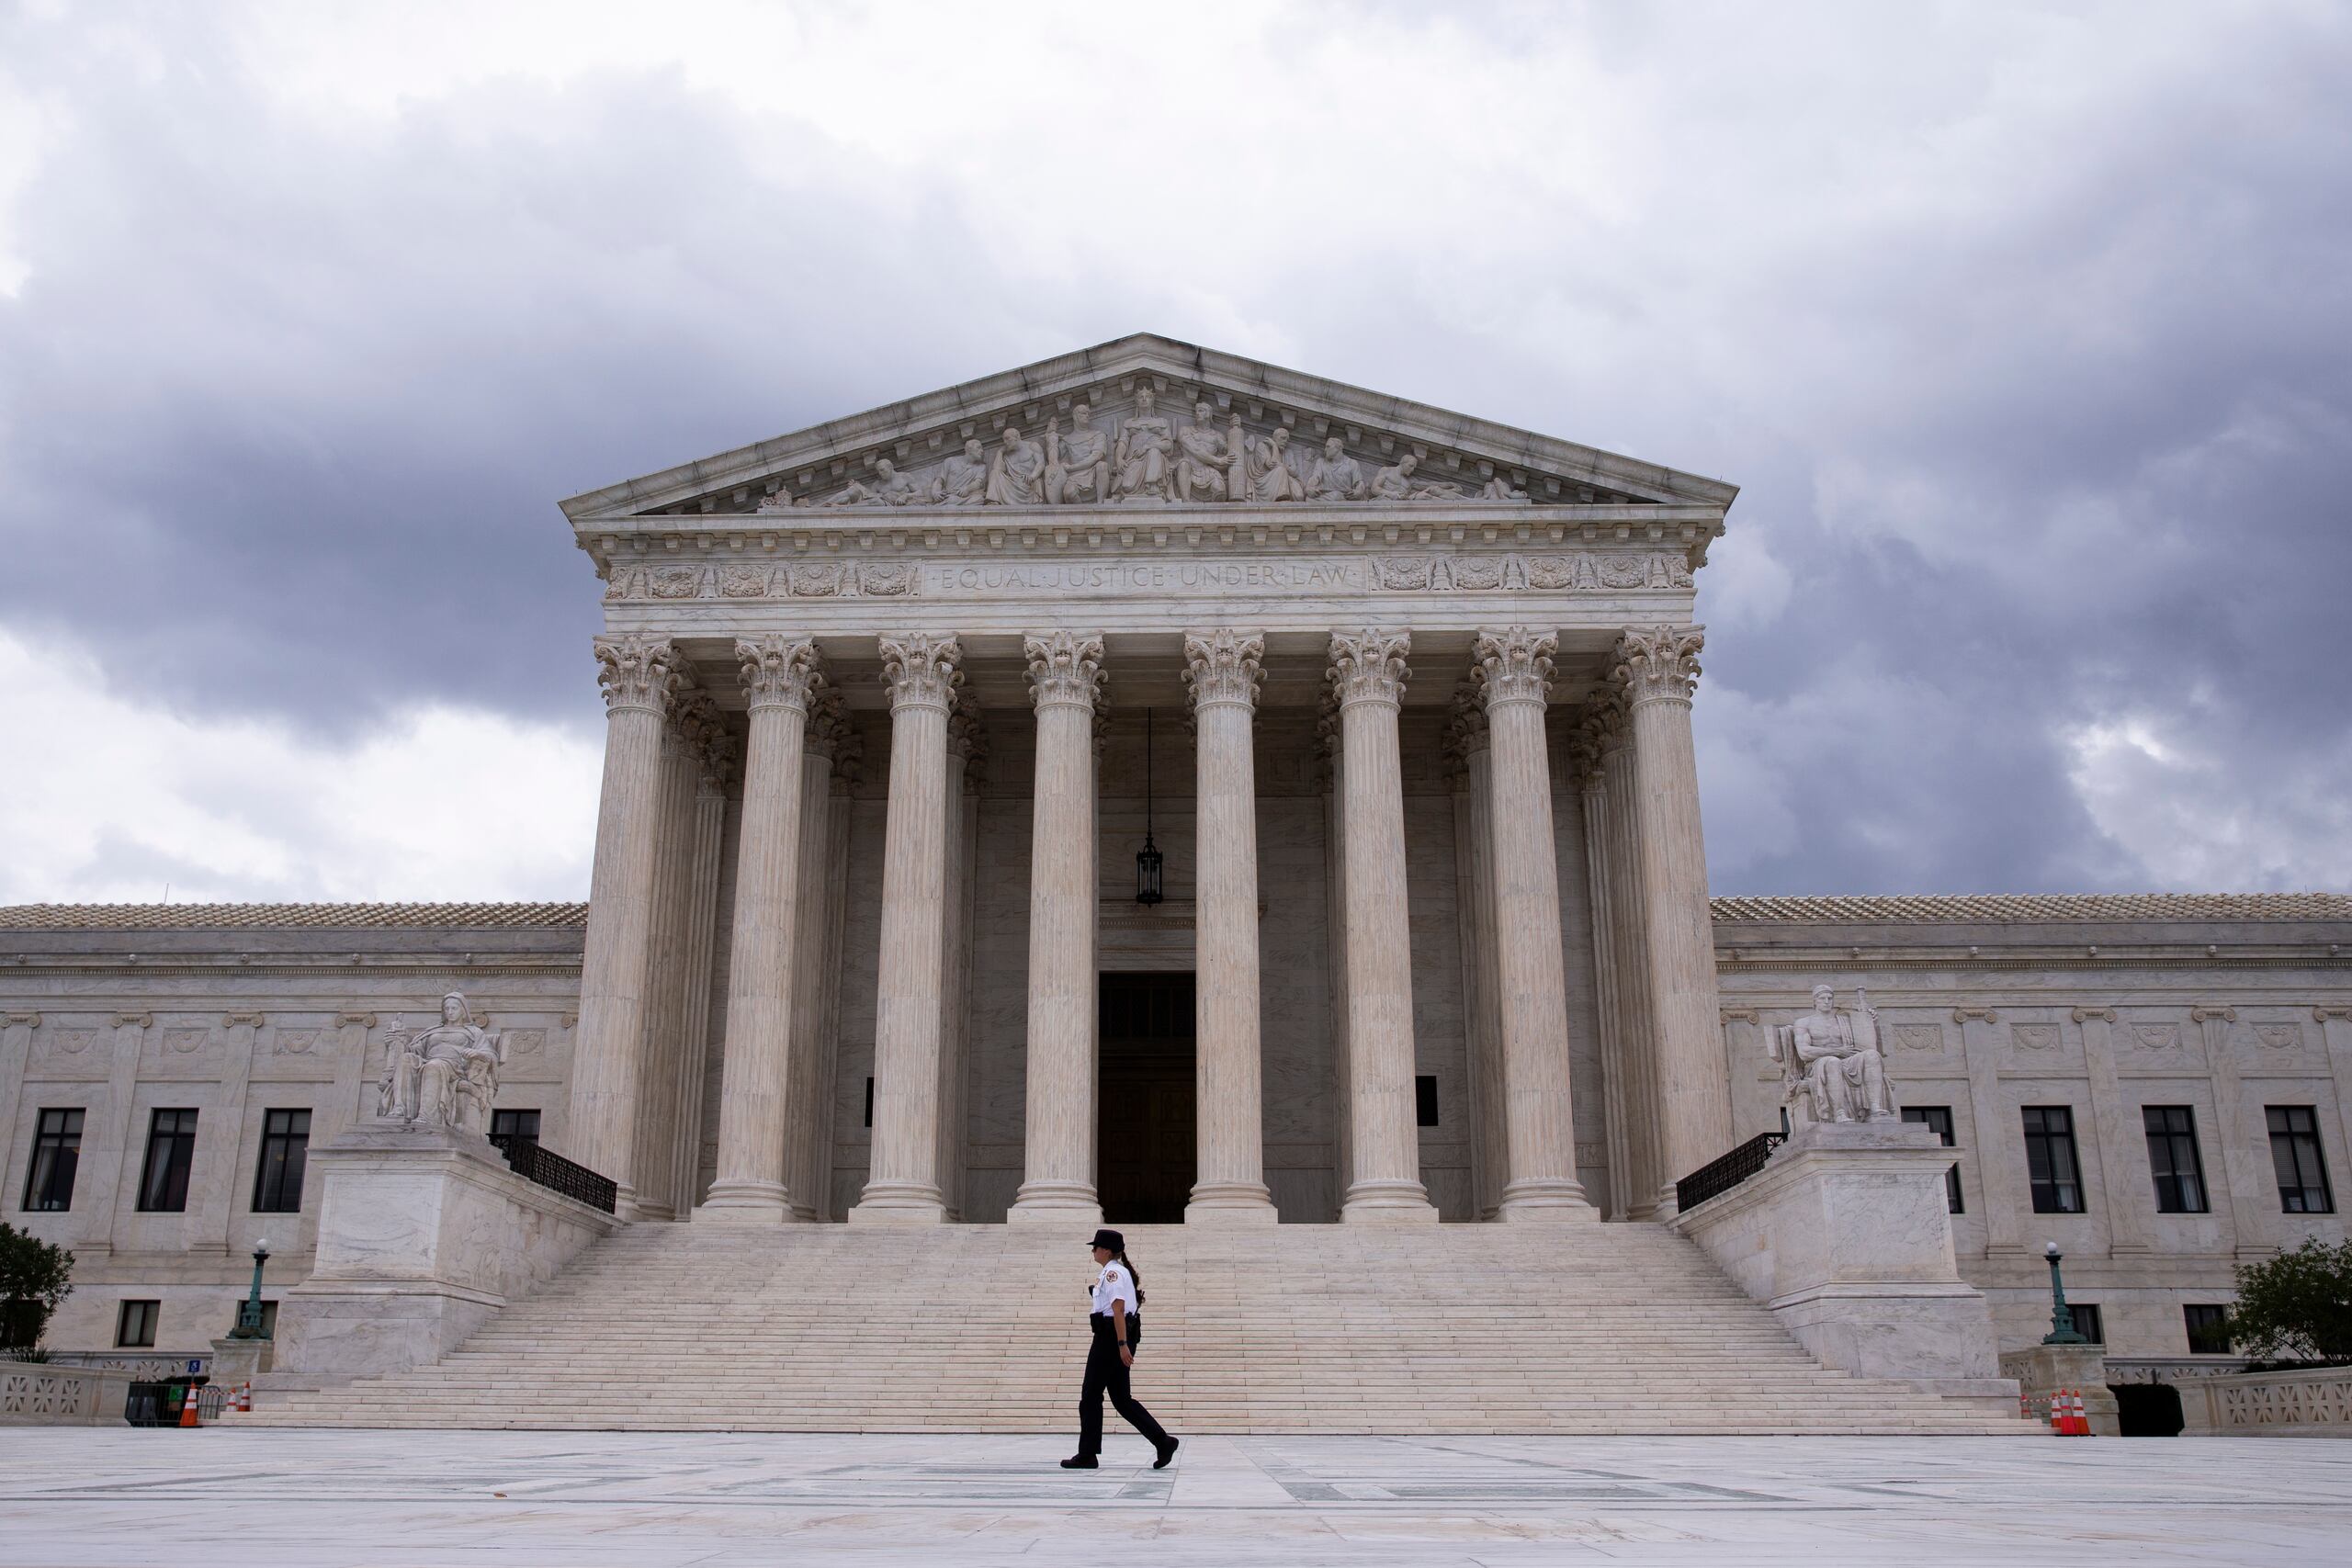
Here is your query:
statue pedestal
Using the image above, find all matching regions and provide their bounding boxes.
[269,1122,621,1388]
[1672,1120,2018,1408]
[208,1335,274,1384]
[2001,1343,2121,1436]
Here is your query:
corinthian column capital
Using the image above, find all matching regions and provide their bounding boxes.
[1446,681,1490,764]
[1023,630,1107,711]
[1564,709,1609,789]
[737,637,823,713]
[1183,629,1265,712]
[878,632,963,712]
[1614,625,1705,706]
[594,635,681,715]
[1473,626,1557,710]
[1329,628,1411,708]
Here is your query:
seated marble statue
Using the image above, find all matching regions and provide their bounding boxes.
[932,439,989,507]
[1770,985,1899,1123]
[1246,426,1306,502]
[987,426,1047,506]
[1306,435,1369,502]
[1114,388,1177,501]
[378,991,505,1133]
[1369,453,1462,501]
[1173,400,1236,502]
[824,457,926,507]
[1045,406,1111,505]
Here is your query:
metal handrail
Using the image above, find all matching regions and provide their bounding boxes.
[488,1134,617,1214]
[1675,1131,1786,1213]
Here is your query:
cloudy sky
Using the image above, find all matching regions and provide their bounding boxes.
[2,0,2347,905]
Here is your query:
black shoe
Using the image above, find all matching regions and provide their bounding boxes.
[1153,1438,1180,1470]
[1059,1455,1098,1469]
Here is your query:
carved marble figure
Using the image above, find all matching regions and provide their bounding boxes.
[1370,453,1461,501]
[1770,985,1899,1123]
[1246,425,1306,503]
[825,457,925,508]
[1480,474,1530,502]
[1045,405,1111,505]
[1306,435,1369,502]
[1172,400,1242,502]
[933,438,989,507]
[377,992,505,1132]
[987,426,1047,507]
[1114,388,1178,502]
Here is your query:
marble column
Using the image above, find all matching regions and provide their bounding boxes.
[1185,629,1277,1223]
[79,1011,151,1258]
[568,634,679,1209]
[0,1015,33,1204]
[1615,626,1731,1214]
[1567,716,1630,1221]
[1475,627,1596,1220]
[632,693,707,1222]
[670,729,733,1213]
[1596,690,1663,1219]
[194,1011,264,1253]
[2196,1005,2274,1258]
[781,694,845,1224]
[1011,630,1106,1224]
[1319,696,1354,1206]
[699,637,822,1222]
[2075,1007,2151,1255]
[935,697,984,1222]
[851,631,962,1224]
[804,746,859,1218]
[2323,1007,2352,1196]
[1449,691,1508,1221]
[1330,628,1439,1223]
[1957,1007,2025,1255]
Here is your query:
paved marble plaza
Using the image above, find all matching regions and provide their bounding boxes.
[0,1429,2342,1565]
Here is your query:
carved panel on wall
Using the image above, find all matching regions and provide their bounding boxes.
[272,1029,320,1056]
[504,1028,547,1056]
[162,1027,209,1055]
[2010,1023,2062,1053]
[1893,1023,1947,1053]
[2255,1022,2304,1052]
[43,1027,97,1060]
[2132,1023,2183,1053]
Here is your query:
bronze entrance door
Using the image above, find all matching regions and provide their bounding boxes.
[1097,972,1197,1225]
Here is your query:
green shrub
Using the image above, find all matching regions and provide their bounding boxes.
[0,1223,74,1351]
[2223,1237,2352,1363]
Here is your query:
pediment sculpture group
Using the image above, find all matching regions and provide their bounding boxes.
[764,389,1532,511]
[376,990,504,1134]
[1768,985,1902,1124]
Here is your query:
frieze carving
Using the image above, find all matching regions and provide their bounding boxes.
[1893,1023,1947,1053]
[2256,1022,2304,1051]
[272,1029,319,1056]
[1329,628,1411,707]
[1024,630,1107,712]
[1183,630,1264,712]
[2132,1022,2182,1052]
[163,1026,209,1055]
[2011,1023,2061,1052]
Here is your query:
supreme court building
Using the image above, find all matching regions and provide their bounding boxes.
[5,337,2349,1431]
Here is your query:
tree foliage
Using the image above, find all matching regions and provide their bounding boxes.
[0,1222,75,1350]
[2224,1237,2352,1363]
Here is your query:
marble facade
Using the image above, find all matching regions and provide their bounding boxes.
[0,337,2347,1403]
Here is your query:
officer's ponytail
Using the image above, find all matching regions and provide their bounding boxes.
[1119,1247,1145,1308]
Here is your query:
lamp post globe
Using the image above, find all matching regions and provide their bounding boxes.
[2041,1239,2086,1346]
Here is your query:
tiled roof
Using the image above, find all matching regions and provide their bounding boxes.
[1710,894,2352,923]
[0,902,590,931]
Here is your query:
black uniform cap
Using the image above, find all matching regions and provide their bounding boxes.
[1091,1228,1125,1252]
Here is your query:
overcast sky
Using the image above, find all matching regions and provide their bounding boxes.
[2,0,2347,905]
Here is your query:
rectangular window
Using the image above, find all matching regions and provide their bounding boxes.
[2142,1105,2209,1213]
[2184,1303,2233,1356]
[2022,1106,2084,1214]
[2267,1106,2335,1213]
[1902,1106,1963,1213]
[1415,1076,1440,1128]
[256,1300,278,1339]
[21,1107,85,1212]
[490,1109,540,1145]
[250,1109,311,1213]
[116,1299,159,1348]
[136,1108,198,1213]
[864,1077,874,1129]
[2067,1302,2104,1345]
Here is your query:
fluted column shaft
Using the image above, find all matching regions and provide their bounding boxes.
[1012,631,1105,1223]
[1450,696,1508,1221]
[1599,698,1662,1219]
[570,635,679,1207]
[672,758,729,1212]
[1319,700,1354,1203]
[701,637,821,1221]
[1330,629,1439,1223]
[1186,630,1277,1222]
[1569,716,1631,1221]
[852,632,962,1224]
[630,710,702,1220]
[1476,628,1595,1220]
[1617,626,1732,1212]
[781,696,843,1223]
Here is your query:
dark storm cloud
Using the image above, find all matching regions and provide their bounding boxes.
[2,2,2348,897]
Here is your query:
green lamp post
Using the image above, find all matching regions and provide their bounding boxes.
[230,1239,271,1339]
[2041,1239,2086,1346]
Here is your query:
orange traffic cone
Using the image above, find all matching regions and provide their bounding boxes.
[177,1384,201,1428]
[235,1382,252,1413]
[2072,1390,2094,1436]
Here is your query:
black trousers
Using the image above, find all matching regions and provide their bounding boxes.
[1077,1312,1170,1458]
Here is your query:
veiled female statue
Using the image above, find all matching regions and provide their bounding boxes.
[378,992,504,1133]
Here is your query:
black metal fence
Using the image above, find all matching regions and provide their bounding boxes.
[489,1134,617,1214]
[1675,1131,1786,1213]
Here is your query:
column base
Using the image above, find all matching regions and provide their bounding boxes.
[1008,1180,1102,1228]
[1341,1179,1440,1223]
[848,1182,948,1225]
[694,1180,798,1224]
[1186,1181,1278,1224]
[1498,1179,1600,1222]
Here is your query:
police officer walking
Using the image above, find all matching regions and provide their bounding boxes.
[1061,1227,1178,1470]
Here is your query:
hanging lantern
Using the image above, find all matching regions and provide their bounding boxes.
[1136,706,1165,906]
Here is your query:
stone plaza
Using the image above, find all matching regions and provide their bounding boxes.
[2,336,2348,1436]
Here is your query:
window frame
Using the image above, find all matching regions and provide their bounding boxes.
[250,1107,312,1214]
[21,1106,85,1213]
[2021,1104,2085,1215]
[489,1109,541,1145]
[2066,1302,2105,1346]
[135,1107,199,1213]
[1902,1105,1963,1213]
[2184,1303,2233,1356]
[116,1299,159,1349]
[2267,1105,2335,1213]
[1415,1075,1440,1129]
[2142,1104,2209,1214]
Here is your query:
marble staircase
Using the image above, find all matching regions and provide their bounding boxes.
[244,1222,2036,1434]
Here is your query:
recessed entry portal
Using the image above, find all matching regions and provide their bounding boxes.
[1098,972,1196,1224]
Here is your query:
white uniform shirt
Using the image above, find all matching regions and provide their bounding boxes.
[1091,1260,1138,1318]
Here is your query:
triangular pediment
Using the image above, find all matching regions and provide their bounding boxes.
[560,333,1735,521]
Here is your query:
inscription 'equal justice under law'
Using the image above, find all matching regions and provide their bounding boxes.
[934,561,1366,593]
